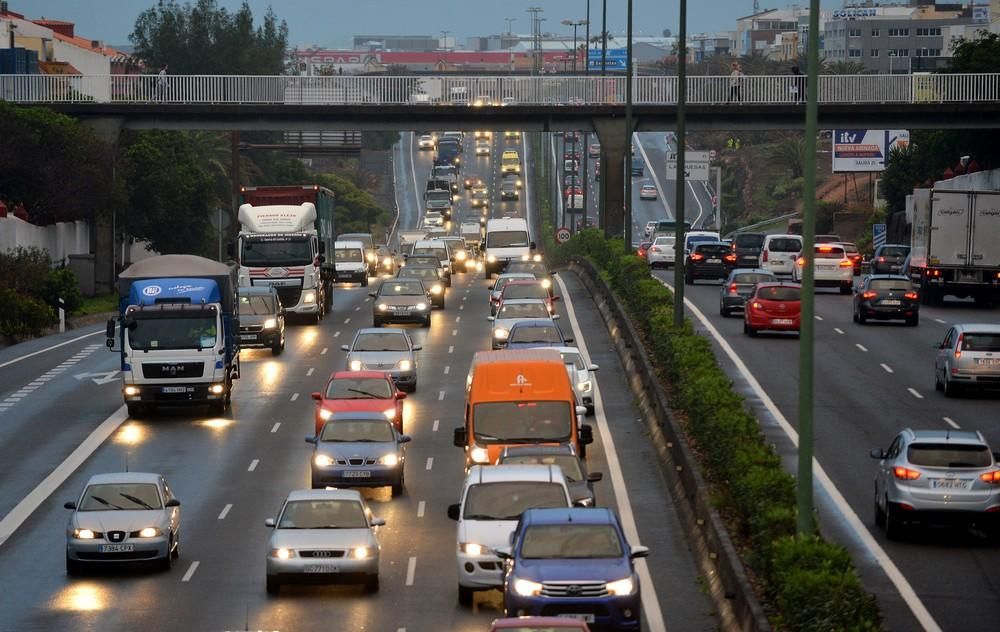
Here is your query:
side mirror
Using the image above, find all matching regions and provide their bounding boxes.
[311,392,322,401]
[576,406,588,417]
[341,344,350,351]
[165,498,181,508]
[105,318,116,339]
[587,472,604,483]
[869,448,886,459]
[453,427,468,447]
[305,436,318,444]
[487,316,495,322]
[264,518,276,527]
[589,364,600,371]
[447,503,461,521]
[552,315,560,320]
[370,517,386,527]
[630,545,650,559]
[399,435,412,444]
[495,547,512,560]
[529,241,537,250]
[579,424,594,445]
[564,337,574,343]
[64,501,77,510]
[396,391,407,400]
[412,344,422,351]
[551,271,559,276]
[368,292,377,298]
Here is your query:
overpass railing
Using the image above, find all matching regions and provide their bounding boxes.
[1,73,998,105]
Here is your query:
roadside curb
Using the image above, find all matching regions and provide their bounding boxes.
[568,256,770,632]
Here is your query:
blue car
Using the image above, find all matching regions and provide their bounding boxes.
[306,411,411,496]
[498,508,648,631]
[504,319,573,349]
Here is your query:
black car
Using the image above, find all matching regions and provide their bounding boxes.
[500,179,519,200]
[237,286,286,355]
[731,232,765,268]
[853,274,919,326]
[872,244,910,275]
[684,242,736,285]
[719,268,777,316]
[396,265,445,308]
[497,444,603,506]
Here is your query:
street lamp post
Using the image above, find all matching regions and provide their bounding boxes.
[441,30,450,68]
[561,19,588,73]
[582,0,591,232]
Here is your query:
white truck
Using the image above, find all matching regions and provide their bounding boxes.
[908,188,1000,306]
[398,230,428,256]
[484,217,534,277]
[236,202,330,324]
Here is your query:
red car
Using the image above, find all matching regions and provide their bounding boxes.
[490,617,590,631]
[636,241,652,259]
[743,282,802,336]
[498,280,560,315]
[311,371,406,435]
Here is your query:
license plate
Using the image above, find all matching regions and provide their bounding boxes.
[772,318,794,325]
[393,309,409,315]
[343,471,372,478]
[707,258,721,263]
[558,614,596,623]
[240,334,257,341]
[100,544,134,553]
[976,358,1000,366]
[932,479,972,490]
[304,564,340,573]
[880,299,901,306]
[161,386,191,394]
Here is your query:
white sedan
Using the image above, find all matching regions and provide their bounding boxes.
[647,235,676,269]
[791,243,855,294]
[639,184,658,200]
[417,134,436,150]
[423,212,444,227]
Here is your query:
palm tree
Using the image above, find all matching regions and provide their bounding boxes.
[772,134,806,179]
[825,60,873,75]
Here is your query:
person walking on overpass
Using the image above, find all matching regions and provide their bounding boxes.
[153,64,168,102]
[790,66,805,104]
[728,62,744,103]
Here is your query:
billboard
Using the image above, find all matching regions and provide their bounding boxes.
[587,48,628,72]
[832,129,910,172]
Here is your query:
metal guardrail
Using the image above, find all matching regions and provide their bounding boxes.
[1,73,999,105]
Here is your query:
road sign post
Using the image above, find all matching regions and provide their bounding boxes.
[555,226,572,243]
[873,223,887,249]
[666,151,709,181]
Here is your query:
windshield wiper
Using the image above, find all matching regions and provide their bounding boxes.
[118,493,155,510]
[474,433,501,441]
[462,513,502,520]
[89,495,124,510]
[347,388,384,399]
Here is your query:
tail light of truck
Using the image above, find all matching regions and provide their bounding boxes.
[762,250,769,262]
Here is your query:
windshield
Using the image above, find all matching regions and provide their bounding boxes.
[239,295,276,315]
[961,333,1000,352]
[335,248,364,262]
[509,325,562,344]
[501,454,584,481]
[768,238,801,253]
[694,244,730,257]
[380,282,425,296]
[686,235,718,249]
[353,332,410,352]
[869,279,910,291]
[128,314,217,350]
[399,268,438,281]
[80,483,162,511]
[504,285,546,300]
[319,420,395,442]
[427,191,451,202]
[473,401,572,442]
[907,443,992,468]
[498,303,549,319]
[735,234,765,248]
[413,248,448,261]
[278,500,368,529]
[881,246,909,257]
[733,273,775,284]
[487,230,530,248]
[757,286,801,301]
[520,524,623,559]
[653,237,675,246]
[326,377,392,399]
[337,234,374,249]
[241,236,312,267]
[462,482,568,520]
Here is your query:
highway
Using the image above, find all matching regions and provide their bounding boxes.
[624,136,1000,632]
[0,132,714,632]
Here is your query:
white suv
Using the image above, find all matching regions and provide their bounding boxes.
[792,243,854,294]
[447,464,573,606]
[647,235,676,269]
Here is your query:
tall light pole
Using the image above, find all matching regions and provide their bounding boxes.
[527,7,544,75]
[504,17,515,36]
[673,0,688,328]
[624,0,633,246]
[561,19,588,74]
[441,30,450,68]
[582,0,591,231]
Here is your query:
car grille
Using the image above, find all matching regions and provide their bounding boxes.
[389,305,417,311]
[240,325,264,333]
[541,604,608,617]
[541,581,608,598]
[276,287,302,308]
[78,550,160,561]
[477,561,501,571]
[299,550,346,558]
[368,363,396,370]
[340,457,378,466]
[141,362,205,379]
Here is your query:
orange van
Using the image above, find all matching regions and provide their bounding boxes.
[454,349,593,467]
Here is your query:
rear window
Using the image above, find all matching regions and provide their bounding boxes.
[961,333,1000,352]
[815,246,845,259]
[694,244,730,256]
[653,236,675,246]
[839,243,859,254]
[907,443,992,468]
[868,279,910,291]
[734,273,776,284]
[881,246,909,257]
[757,286,801,301]
[734,234,765,248]
[768,238,801,253]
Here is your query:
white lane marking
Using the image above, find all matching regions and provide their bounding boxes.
[634,137,672,218]
[270,422,281,433]
[0,329,102,369]
[425,457,434,470]
[218,504,232,520]
[653,276,942,632]
[462,295,468,301]
[451,329,458,336]
[934,318,946,324]
[444,365,450,375]
[405,556,417,586]
[248,459,259,472]
[344,318,351,324]
[0,405,129,548]
[907,387,924,399]
[834,327,845,335]
[334,331,341,337]
[448,346,454,354]
[815,315,824,321]
[856,343,868,352]
[460,305,465,310]
[181,560,200,582]
[555,275,667,632]
[455,316,461,323]
[465,289,470,294]
[306,367,315,377]
[290,393,299,402]
[687,179,707,228]
[355,306,361,311]
[432,419,439,432]
[880,363,894,374]
[417,501,426,518]
[438,390,445,401]
[943,417,960,429]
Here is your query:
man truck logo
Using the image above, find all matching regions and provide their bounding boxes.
[142,285,162,297]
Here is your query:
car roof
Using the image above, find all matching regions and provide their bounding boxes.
[467,463,567,484]
[951,323,1000,333]
[334,240,365,248]
[85,472,162,485]
[356,327,408,336]
[331,371,390,380]
[285,488,363,502]
[323,411,392,423]
[764,233,801,241]
[522,507,616,526]
[904,428,987,445]
[501,444,577,458]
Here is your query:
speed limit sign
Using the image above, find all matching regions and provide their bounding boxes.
[555,227,572,243]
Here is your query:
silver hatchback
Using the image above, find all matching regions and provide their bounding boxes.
[933,323,1000,396]
[342,328,421,392]
[870,429,1000,539]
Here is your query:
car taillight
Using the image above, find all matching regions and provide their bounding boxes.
[797,257,806,266]
[839,260,853,268]
[728,283,739,295]
[878,256,885,263]
[724,254,737,263]
[955,333,964,358]
[861,291,877,299]
[903,291,918,300]
[762,250,769,262]
[690,253,704,261]
[893,467,921,481]
[650,247,660,253]
[980,471,1000,484]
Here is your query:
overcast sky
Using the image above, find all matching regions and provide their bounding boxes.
[16,1,840,49]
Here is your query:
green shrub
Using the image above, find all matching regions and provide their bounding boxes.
[41,268,83,314]
[0,287,55,340]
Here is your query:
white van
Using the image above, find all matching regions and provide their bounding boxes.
[683,230,721,254]
[333,240,368,286]
[484,217,532,277]
[759,234,803,275]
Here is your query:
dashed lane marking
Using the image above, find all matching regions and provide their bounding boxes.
[218,504,232,520]
[417,501,425,518]
[834,328,844,335]
[321,347,328,355]
[248,459,259,472]
[907,387,924,399]
[880,363,894,374]
[306,368,314,377]
[290,393,299,402]
[943,417,960,429]
[270,422,281,433]
[432,419,439,432]
[425,457,434,470]
[448,346,454,354]
[856,343,868,352]
[443,366,450,375]
[438,391,445,401]
[405,556,417,586]
[181,561,200,582]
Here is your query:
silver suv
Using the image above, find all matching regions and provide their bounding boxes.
[934,323,1000,397]
[870,429,1000,539]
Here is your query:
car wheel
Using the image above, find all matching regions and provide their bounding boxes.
[208,401,226,416]
[874,489,886,528]
[157,538,174,571]
[943,376,959,398]
[684,273,693,286]
[171,534,180,560]
[884,501,904,541]
[458,585,474,606]
[391,472,404,497]
[857,310,867,324]
[373,317,382,327]
[423,317,431,328]
[311,474,322,489]
[361,276,369,287]
[66,555,85,576]
[719,301,727,317]
[266,575,281,595]
[271,341,282,356]
[934,368,943,391]
[364,574,380,594]
[907,314,919,327]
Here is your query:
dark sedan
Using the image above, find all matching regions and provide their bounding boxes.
[684,242,737,285]
[498,445,603,507]
[872,244,910,275]
[719,268,778,316]
[853,275,920,326]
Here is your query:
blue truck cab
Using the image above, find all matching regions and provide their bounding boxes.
[498,507,649,631]
[110,255,240,417]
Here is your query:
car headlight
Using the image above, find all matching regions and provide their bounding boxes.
[73,528,96,540]
[383,408,396,420]
[430,285,443,294]
[271,548,295,559]
[397,360,412,371]
[303,290,316,304]
[460,542,487,556]
[349,360,363,371]
[319,408,333,421]
[577,381,592,393]
[606,577,635,596]
[487,255,497,263]
[513,579,543,597]
[367,253,376,262]
[494,328,509,339]
[137,527,161,538]
[210,383,225,394]
[124,385,140,397]
[263,318,276,329]
[521,254,530,261]
[415,302,428,311]
[350,546,372,559]
[541,279,551,289]
[314,454,334,467]
[470,446,490,464]
[533,254,542,262]
[379,453,399,466]
[383,257,392,267]
[378,303,389,311]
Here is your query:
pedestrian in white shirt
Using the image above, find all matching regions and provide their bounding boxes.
[728,62,744,103]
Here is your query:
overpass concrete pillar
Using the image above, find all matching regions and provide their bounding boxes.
[593,118,629,239]
[82,118,124,295]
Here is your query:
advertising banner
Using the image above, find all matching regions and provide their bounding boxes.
[832,129,909,172]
